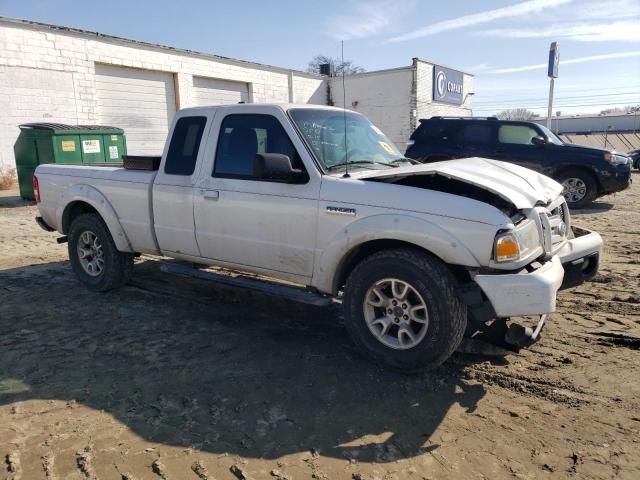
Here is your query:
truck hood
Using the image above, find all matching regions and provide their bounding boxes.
[348,157,563,210]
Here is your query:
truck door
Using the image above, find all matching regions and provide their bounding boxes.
[492,123,548,172]
[193,108,320,281]
[152,115,209,257]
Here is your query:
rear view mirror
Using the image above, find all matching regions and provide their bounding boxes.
[531,136,547,146]
[253,153,304,183]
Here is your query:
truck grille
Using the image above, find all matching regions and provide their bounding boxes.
[536,197,570,256]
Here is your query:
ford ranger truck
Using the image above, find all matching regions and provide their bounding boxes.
[33,104,603,371]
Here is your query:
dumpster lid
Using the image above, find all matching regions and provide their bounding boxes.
[19,123,124,134]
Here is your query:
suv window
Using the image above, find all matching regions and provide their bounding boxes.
[453,123,493,144]
[214,114,304,178]
[414,121,448,140]
[498,125,539,145]
[164,116,207,175]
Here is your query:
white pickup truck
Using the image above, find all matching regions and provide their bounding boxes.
[34,104,602,371]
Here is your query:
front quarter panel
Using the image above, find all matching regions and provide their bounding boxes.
[312,176,505,293]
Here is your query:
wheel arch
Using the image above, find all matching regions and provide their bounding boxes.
[313,214,481,295]
[331,239,473,295]
[553,165,602,193]
[57,185,133,252]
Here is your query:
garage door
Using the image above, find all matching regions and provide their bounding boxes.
[95,64,176,156]
[192,76,249,106]
[0,66,78,168]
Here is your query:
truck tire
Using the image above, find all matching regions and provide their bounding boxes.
[68,213,134,292]
[343,248,467,372]
[556,169,597,209]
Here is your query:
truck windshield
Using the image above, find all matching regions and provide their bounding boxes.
[537,124,564,145]
[289,108,405,170]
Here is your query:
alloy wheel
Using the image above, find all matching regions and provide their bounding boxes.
[362,278,429,350]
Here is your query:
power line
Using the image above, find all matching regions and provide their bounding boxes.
[475,86,640,99]
[474,92,640,105]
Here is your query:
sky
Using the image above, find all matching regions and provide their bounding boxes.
[1,0,639,116]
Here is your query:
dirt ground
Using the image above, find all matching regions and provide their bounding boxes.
[1,176,639,480]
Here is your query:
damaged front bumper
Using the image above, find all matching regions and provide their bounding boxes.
[557,226,602,290]
[472,226,602,319]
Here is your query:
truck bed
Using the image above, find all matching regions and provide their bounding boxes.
[35,163,159,254]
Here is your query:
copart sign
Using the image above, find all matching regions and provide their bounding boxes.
[433,65,464,105]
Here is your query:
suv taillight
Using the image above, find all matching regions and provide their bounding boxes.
[33,175,40,203]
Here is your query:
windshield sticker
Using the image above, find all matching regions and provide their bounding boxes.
[378,141,397,155]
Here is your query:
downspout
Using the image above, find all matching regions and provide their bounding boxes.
[288,70,294,103]
[326,75,334,106]
[409,58,419,137]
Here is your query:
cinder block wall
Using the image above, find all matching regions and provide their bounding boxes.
[0,18,326,168]
[329,68,415,148]
[328,61,474,149]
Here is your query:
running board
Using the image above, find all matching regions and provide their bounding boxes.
[159,262,333,307]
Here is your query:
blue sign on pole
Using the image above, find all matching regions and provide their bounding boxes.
[433,65,464,105]
[548,42,559,78]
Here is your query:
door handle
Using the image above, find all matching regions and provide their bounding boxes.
[201,190,219,200]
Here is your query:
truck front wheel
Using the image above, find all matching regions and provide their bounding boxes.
[343,249,466,372]
[68,213,134,292]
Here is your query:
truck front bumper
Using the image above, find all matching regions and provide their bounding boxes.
[473,226,602,318]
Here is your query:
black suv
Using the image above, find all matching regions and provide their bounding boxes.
[405,117,632,208]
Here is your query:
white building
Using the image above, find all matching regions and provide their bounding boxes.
[329,60,474,148]
[0,16,474,170]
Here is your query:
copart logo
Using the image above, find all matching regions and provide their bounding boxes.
[436,71,446,98]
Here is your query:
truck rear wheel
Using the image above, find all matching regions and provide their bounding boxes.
[343,249,466,372]
[68,213,134,292]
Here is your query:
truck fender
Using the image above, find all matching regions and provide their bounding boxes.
[56,184,134,253]
[313,214,481,294]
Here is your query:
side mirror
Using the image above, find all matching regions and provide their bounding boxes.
[253,153,304,183]
[531,136,547,146]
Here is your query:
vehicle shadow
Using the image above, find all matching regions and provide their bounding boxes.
[0,193,33,209]
[572,201,614,215]
[0,259,487,463]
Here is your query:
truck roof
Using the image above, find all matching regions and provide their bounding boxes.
[177,103,352,115]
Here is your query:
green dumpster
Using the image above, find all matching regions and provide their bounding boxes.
[14,123,127,199]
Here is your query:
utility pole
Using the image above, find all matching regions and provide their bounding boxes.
[546,42,559,129]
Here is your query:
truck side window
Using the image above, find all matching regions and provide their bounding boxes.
[164,116,207,175]
[498,125,539,145]
[214,114,304,179]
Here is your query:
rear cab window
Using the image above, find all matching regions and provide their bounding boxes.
[164,116,207,175]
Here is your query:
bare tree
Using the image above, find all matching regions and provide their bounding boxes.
[307,54,365,76]
[600,104,640,114]
[496,108,537,121]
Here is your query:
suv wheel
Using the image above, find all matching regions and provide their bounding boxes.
[343,248,467,372]
[556,169,597,208]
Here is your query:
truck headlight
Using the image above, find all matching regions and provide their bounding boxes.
[494,219,541,263]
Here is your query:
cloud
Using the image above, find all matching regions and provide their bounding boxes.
[386,0,573,43]
[574,0,640,21]
[465,63,491,73]
[489,51,640,74]
[326,1,414,40]
[478,20,640,42]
